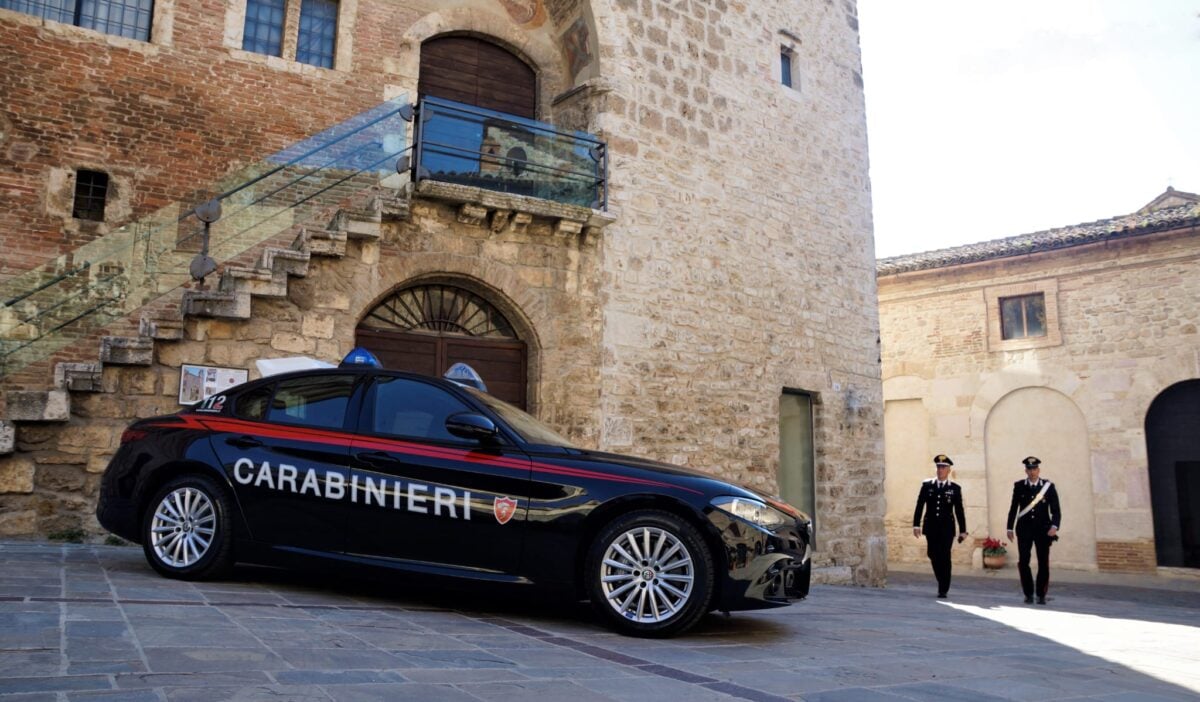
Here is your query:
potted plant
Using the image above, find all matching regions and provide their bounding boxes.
[982,537,1007,569]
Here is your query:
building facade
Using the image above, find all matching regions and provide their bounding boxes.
[878,189,1200,574]
[0,0,884,584]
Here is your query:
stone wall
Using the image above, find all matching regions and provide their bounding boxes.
[879,225,1200,573]
[1,0,884,585]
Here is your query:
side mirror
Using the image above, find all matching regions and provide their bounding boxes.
[445,412,499,441]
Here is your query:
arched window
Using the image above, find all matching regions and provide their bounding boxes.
[418,35,536,118]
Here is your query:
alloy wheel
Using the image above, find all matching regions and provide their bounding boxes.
[599,525,695,623]
[150,486,217,568]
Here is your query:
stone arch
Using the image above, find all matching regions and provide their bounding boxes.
[1144,379,1200,567]
[985,386,1096,569]
[353,256,546,411]
[391,7,571,119]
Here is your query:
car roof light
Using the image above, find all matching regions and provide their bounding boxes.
[444,362,487,392]
[339,347,382,368]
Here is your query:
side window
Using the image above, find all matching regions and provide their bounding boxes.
[236,384,275,420]
[267,375,355,429]
[370,377,472,442]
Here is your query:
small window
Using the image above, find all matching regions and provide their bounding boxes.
[1000,293,1047,340]
[780,48,794,88]
[236,384,275,420]
[0,0,153,40]
[369,376,471,442]
[779,390,816,541]
[296,0,337,68]
[242,0,285,57]
[72,170,109,222]
[267,374,355,429]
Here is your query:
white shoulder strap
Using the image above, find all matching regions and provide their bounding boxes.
[1012,481,1052,528]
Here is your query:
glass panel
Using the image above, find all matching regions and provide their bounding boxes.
[370,377,470,441]
[242,0,284,56]
[1023,294,1046,337]
[779,392,816,537]
[297,0,336,68]
[780,50,793,87]
[268,375,355,429]
[464,386,574,447]
[417,96,606,209]
[0,97,409,378]
[79,0,152,40]
[0,0,75,25]
[1000,296,1024,339]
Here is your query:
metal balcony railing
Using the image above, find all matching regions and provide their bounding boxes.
[413,96,608,211]
[0,97,413,378]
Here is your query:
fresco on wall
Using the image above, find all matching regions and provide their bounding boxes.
[496,0,546,27]
[561,17,593,80]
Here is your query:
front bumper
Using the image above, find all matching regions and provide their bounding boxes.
[708,509,812,611]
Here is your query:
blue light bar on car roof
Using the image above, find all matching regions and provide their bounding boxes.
[339,347,382,368]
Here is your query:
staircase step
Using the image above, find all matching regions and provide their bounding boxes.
[220,266,288,298]
[100,336,154,365]
[300,228,347,257]
[0,420,13,454]
[331,209,382,239]
[141,315,185,341]
[54,362,103,391]
[261,247,310,277]
[182,290,252,319]
[6,390,70,422]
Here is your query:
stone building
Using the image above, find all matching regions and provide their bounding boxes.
[878,188,1200,575]
[0,1,884,584]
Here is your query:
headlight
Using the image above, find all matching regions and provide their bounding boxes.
[712,496,789,529]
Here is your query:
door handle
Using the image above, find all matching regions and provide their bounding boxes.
[228,435,263,449]
[356,451,400,465]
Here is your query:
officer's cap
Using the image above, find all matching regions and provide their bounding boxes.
[933,454,953,467]
[1022,456,1041,469]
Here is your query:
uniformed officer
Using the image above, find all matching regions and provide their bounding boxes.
[912,454,967,598]
[1006,456,1061,605]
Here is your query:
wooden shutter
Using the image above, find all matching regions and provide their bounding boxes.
[419,36,536,118]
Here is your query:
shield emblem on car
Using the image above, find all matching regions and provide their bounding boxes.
[493,496,518,525]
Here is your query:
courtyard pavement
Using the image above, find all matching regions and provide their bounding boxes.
[1,541,1198,701]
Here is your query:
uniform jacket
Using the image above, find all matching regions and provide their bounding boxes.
[913,479,967,534]
[1006,478,1061,532]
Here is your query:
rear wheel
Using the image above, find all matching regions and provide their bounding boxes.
[586,510,713,637]
[141,474,233,580]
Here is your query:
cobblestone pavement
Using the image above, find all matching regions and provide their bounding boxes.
[2,542,1199,701]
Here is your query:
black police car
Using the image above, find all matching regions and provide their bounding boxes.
[97,359,812,637]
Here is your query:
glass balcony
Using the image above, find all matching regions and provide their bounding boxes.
[413,96,607,211]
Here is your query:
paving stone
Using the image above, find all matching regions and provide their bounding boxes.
[141,647,289,673]
[0,675,112,694]
[271,669,408,685]
[164,684,334,701]
[67,690,162,701]
[270,647,404,671]
[315,683,481,701]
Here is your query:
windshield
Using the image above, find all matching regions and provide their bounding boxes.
[463,387,576,448]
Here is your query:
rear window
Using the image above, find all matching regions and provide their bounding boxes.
[266,375,356,430]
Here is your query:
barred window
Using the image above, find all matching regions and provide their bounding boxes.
[242,0,285,57]
[0,0,153,40]
[72,170,109,222]
[296,0,336,68]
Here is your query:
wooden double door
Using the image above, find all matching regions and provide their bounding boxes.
[356,328,527,410]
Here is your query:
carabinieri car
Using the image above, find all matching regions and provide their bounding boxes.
[97,363,813,637]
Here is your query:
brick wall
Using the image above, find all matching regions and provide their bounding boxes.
[1096,540,1157,573]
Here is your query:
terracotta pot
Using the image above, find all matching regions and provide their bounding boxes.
[983,554,1006,569]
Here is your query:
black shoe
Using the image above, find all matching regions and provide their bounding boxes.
[1037,597,1046,605]
[1024,596,1034,604]
[937,592,947,599]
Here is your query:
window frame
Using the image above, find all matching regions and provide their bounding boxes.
[999,292,1047,340]
[778,388,818,546]
[359,374,497,447]
[72,169,109,222]
[231,0,348,71]
[263,373,359,431]
[986,279,1062,352]
[0,0,155,41]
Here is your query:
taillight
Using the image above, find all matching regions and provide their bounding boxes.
[120,428,147,445]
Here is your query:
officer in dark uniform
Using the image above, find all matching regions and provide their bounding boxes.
[912,454,967,598]
[1006,456,1061,605]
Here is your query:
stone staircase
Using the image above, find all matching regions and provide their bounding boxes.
[0,191,408,453]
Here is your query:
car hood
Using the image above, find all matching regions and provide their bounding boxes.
[564,448,802,514]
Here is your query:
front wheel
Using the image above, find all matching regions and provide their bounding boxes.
[586,510,713,637]
[141,474,233,580]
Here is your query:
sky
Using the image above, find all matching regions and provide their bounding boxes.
[858,1,1200,258]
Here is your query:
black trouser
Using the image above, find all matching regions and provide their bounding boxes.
[925,527,954,594]
[1016,524,1052,598]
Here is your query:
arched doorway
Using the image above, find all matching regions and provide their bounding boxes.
[418,35,536,118]
[985,386,1096,569]
[355,283,528,409]
[1146,380,1200,568]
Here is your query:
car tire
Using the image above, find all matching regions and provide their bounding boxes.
[141,474,234,581]
[586,509,713,637]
